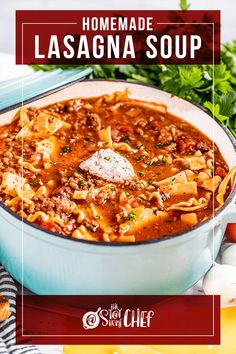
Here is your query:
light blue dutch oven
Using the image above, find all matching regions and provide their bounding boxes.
[0,80,236,295]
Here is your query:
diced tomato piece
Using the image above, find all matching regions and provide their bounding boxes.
[35,220,62,234]
[177,138,197,154]
[215,167,227,179]
[225,223,236,243]
[112,125,134,142]
[116,125,134,133]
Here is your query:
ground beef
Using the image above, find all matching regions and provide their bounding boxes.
[157,126,174,145]
[177,138,197,154]
[197,141,210,153]
[86,113,101,131]
[121,178,145,191]
[64,99,82,113]
[51,195,77,214]
[52,186,72,198]
[215,166,227,178]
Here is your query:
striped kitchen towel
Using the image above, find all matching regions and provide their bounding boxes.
[0,265,41,354]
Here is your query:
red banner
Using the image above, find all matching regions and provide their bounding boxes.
[15,10,220,65]
[16,295,220,345]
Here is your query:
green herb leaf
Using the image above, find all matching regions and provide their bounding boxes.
[120,135,130,143]
[29,179,43,187]
[134,156,142,161]
[126,211,137,221]
[61,146,72,155]
[179,0,191,10]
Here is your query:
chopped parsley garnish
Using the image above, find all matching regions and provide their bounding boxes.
[107,185,115,191]
[120,135,130,143]
[137,144,145,149]
[155,143,165,148]
[161,156,167,164]
[78,182,86,188]
[29,179,43,187]
[144,161,153,166]
[126,210,137,221]
[104,157,111,161]
[84,136,94,142]
[81,153,90,158]
[61,146,72,155]
[139,171,145,177]
[134,156,142,161]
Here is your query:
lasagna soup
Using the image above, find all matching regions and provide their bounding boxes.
[0,90,235,242]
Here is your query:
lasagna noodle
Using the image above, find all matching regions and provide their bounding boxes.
[0,172,35,204]
[180,213,198,226]
[157,171,187,186]
[18,107,30,127]
[117,235,135,242]
[217,166,236,205]
[124,100,167,115]
[88,204,111,233]
[18,158,41,173]
[119,207,168,234]
[113,142,136,152]
[0,172,26,197]
[73,190,89,200]
[194,171,210,183]
[184,169,195,181]
[36,136,58,168]
[4,196,20,206]
[72,225,97,241]
[166,197,208,211]
[198,176,222,192]
[27,211,66,227]
[149,191,164,208]
[17,183,35,204]
[169,182,197,196]
[103,89,130,104]
[185,156,206,170]
[98,126,113,147]
[16,112,71,139]
[36,186,49,197]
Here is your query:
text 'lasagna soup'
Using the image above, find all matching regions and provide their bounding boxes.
[0,90,235,242]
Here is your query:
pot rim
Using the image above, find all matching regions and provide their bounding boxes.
[0,78,236,247]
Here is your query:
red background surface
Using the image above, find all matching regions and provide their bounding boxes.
[15,10,220,65]
[16,295,220,344]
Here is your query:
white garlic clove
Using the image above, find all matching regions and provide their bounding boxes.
[202,264,236,305]
[221,244,236,267]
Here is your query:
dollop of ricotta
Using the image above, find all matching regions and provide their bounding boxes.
[79,149,134,182]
